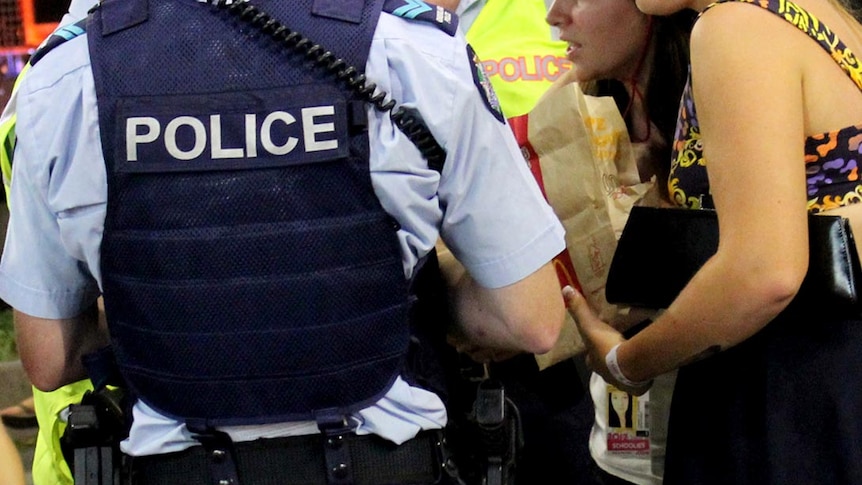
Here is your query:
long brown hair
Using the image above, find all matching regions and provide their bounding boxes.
[833,0,862,23]
[584,10,695,199]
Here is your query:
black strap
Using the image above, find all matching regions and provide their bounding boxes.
[190,428,242,485]
[316,412,357,485]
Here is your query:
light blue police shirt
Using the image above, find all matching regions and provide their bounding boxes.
[0,9,565,455]
[60,0,96,26]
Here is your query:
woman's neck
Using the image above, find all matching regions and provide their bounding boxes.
[622,46,654,143]
[620,17,656,144]
[625,83,652,143]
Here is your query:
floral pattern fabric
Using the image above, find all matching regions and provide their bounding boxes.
[668,0,862,212]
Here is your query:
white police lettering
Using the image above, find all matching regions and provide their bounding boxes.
[211,115,243,159]
[260,111,298,156]
[245,114,257,158]
[126,117,160,161]
[302,106,337,152]
[165,117,207,160]
[125,105,339,162]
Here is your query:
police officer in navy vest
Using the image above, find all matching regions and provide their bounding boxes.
[0,0,566,483]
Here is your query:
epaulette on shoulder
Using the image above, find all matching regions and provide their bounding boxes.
[29,18,87,66]
[382,0,459,37]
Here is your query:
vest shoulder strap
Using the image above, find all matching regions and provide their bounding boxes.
[382,0,458,36]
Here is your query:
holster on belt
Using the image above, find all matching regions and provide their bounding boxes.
[60,387,129,485]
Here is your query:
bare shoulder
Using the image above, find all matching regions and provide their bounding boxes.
[691,0,859,60]
[691,2,797,59]
[686,1,806,185]
[693,0,862,133]
[688,1,809,91]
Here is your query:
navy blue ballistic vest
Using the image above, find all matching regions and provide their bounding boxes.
[88,0,412,427]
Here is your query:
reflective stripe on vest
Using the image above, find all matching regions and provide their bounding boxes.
[0,63,29,206]
[1,19,86,207]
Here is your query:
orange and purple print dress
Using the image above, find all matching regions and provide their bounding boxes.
[669,0,862,212]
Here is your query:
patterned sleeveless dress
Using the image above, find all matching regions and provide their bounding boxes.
[663,1,862,483]
[670,0,862,210]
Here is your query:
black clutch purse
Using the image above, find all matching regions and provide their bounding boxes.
[605,206,862,314]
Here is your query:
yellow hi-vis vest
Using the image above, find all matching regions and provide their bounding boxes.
[0,62,29,205]
[31,381,93,485]
[464,0,571,119]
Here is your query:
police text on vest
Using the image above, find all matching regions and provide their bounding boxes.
[126,106,339,162]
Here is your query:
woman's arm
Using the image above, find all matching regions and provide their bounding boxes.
[574,4,811,388]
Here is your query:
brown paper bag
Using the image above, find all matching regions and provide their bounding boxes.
[510,77,653,370]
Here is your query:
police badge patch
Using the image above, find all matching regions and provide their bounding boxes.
[466,44,505,124]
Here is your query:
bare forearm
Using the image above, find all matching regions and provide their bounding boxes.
[618,256,797,382]
[451,277,529,352]
[449,263,563,354]
[15,302,108,391]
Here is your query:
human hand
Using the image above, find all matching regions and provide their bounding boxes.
[562,286,650,395]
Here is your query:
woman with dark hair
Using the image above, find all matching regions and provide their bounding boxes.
[608,389,633,429]
[567,0,862,482]
[543,2,694,484]
[575,9,694,200]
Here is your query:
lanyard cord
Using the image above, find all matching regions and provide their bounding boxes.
[621,16,654,143]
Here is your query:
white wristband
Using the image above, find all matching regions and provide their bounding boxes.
[605,343,652,389]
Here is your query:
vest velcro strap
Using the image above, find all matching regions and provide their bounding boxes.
[98,0,149,36]
[313,0,366,24]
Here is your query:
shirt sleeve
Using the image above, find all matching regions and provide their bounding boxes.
[0,37,103,319]
[367,14,565,288]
